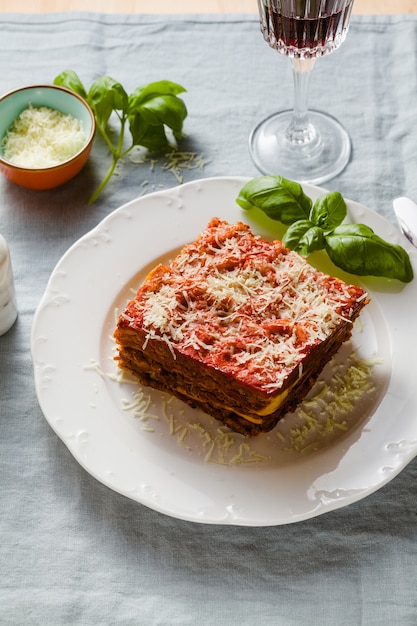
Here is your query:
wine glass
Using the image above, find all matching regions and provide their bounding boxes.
[249,0,355,184]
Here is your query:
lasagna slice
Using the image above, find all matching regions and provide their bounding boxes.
[114,218,369,437]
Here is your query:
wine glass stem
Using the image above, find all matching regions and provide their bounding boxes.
[286,57,317,145]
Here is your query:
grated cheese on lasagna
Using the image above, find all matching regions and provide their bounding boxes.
[114,218,369,437]
[120,218,366,393]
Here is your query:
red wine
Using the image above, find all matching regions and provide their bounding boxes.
[261,0,354,58]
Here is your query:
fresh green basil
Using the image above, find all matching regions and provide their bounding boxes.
[128,82,187,151]
[236,175,413,283]
[54,69,87,99]
[88,77,129,130]
[283,220,325,256]
[310,191,346,231]
[54,70,187,203]
[325,224,414,283]
[129,81,187,140]
[236,175,311,224]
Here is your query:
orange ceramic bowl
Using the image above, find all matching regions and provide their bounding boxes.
[0,84,96,190]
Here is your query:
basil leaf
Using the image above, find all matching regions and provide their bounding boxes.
[236,175,312,224]
[310,192,346,231]
[128,114,170,152]
[54,70,87,99]
[87,77,129,128]
[135,95,187,137]
[129,80,186,106]
[129,81,187,138]
[283,220,325,256]
[325,224,414,282]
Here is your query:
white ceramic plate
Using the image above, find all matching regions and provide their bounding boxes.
[31,177,417,526]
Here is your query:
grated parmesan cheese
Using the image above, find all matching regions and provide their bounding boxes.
[83,342,378,465]
[123,219,367,394]
[277,350,377,454]
[2,104,86,168]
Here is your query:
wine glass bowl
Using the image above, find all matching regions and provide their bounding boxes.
[259,0,354,59]
[250,0,355,184]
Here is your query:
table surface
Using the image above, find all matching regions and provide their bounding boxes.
[0,0,416,13]
[1,6,417,626]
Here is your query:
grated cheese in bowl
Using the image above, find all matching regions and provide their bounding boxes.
[1,104,86,168]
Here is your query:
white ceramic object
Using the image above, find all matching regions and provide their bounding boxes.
[0,233,17,335]
[31,177,417,526]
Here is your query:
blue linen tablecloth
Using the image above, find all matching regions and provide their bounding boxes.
[1,11,417,625]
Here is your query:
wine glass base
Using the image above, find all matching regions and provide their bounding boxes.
[249,109,351,185]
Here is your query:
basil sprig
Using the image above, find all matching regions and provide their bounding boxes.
[236,176,413,283]
[54,70,187,203]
